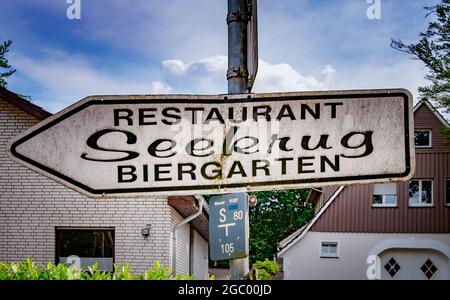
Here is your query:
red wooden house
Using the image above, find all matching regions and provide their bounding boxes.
[278,99,450,280]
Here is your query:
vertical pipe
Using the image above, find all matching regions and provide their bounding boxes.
[172,197,204,276]
[227,0,250,279]
[227,0,249,94]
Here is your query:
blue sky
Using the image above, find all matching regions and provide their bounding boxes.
[0,0,439,113]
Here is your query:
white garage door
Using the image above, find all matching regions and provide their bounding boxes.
[379,249,449,280]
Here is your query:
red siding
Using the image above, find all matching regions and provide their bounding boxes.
[414,104,449,153]
[314,186,338,213]
[311,103,450,233]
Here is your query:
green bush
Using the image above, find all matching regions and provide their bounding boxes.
[0,258,194,280]
[251,258,279,280]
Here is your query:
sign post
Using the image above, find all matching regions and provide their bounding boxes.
[227,0,252,279]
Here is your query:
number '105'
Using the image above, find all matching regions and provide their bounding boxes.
[221,243,235,254]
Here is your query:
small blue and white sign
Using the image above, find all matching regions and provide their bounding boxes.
[209,193,249,261]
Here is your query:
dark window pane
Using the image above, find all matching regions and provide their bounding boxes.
[409,181,420,205]
[414,130,430,146]
[420,264,428,273]
[430,265,437,274]
[421,181,432,204]
[384,258,401,278]
[56,229,114,258]
[421,259,437,280]
[372,195,383,205]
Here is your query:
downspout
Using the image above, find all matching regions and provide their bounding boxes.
[172,195,208,275]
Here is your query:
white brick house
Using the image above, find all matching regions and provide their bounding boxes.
[0,87,209,279]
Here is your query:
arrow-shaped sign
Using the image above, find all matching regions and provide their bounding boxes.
[8,90,414,198]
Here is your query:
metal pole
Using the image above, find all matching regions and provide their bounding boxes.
[227,0,249,94]
[227,0,250,280]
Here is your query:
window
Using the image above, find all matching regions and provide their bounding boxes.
[414,130,431,147]
[446,180,450,206]
[320,242,338,258]
[409,180,433,207]
[421,259,438,280]
[55,228,114,271]
[372,183,397,207]
[384,257,401,278]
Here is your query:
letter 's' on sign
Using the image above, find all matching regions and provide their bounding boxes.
[7,89,415,198]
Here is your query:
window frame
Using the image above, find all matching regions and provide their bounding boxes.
[55,227,115,271]
[320,241,339,258]
[414,129,432,148]
[372,183,398,208]
[408,179,434,207]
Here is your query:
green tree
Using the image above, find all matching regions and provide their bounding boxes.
[0,39,16,88]
[249,189,313,263]
[391,0,450,140]
[207,190,314,267]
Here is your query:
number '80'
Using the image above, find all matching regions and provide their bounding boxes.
[233,210,243,221]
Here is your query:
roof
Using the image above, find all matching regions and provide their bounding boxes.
[0,87,51,120]
[277,186,345,256]
[168,196,209,241]
[414,99,449,128]
[278,224,307,249]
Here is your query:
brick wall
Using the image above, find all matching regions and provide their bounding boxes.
[0,99,184,274]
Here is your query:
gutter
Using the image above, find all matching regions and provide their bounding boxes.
[172,195,208,275]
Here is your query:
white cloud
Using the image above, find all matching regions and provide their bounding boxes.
[11,50,337,112]
[253,61,335,92]
[161,59,188,75]
[12,51,440,118]
[10,52,172,112]
[162,56,228,76]
[150,81,172,94]
[332,59,429,103]
[161,55,335,94]
[317,65,336,85]
[159,56,227,94]
[12,51,337,111]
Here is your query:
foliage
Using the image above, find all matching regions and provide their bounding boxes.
[391,0,450,139]
[206,190,314,267]
[250,259,280,280]
[249,189,314,263]
[0,39,16,88]
[0,258,194,280]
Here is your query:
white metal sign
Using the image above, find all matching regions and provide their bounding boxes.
[8,89,414,198]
